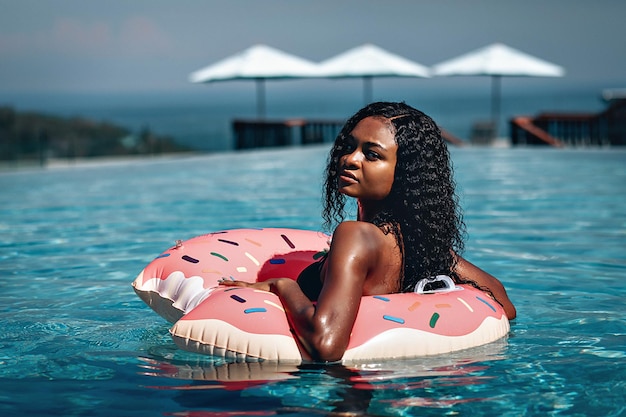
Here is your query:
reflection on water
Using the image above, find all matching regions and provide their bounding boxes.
[140,340,509,415]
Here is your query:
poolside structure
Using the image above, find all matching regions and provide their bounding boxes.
[316,43,430,105]
[232,119,465,149]
[189,44,320,119]
[432,43,565,142]
[233,118,344,149]
[510,90,626,146]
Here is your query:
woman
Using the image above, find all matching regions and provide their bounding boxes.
[222,102,516,362]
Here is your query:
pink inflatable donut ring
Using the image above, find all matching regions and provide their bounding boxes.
[132,228,510,363]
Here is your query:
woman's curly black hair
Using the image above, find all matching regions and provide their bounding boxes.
[322,101,466,292]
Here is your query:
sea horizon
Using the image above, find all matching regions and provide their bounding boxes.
[1,81,616,151]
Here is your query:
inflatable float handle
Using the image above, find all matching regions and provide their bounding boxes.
[414,275,459,294]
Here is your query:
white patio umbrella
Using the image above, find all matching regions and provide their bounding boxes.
[189,44,320,119]
[318,44,430,104]
[431,43,565,136]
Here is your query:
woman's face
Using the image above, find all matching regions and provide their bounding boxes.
[337,116,398,201]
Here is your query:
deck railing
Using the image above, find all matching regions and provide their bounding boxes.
[510,99,625,146]
[233,119,466,150]
[233,119,345,149]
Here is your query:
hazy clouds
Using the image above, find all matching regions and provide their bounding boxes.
[1,0,625,94]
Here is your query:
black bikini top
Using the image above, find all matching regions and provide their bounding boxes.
[296,252,328,301]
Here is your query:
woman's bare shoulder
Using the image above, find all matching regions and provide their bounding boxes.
[331,221,390,257]
[330,221,402,294]
[333,220,386,241]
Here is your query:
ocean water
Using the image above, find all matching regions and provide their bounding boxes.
[3,83,609,151]
[1,145,625,416]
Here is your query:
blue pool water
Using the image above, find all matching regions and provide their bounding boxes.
[1,146,625,416]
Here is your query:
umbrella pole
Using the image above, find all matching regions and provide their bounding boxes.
[363,76,373,105]
[491,75,501,138]
[256,78,266,119]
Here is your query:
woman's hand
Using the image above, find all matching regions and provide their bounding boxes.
[452,254,517,320]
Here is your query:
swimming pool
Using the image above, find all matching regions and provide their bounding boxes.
[1,145,624,416]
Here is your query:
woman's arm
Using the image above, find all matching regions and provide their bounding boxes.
[453,254,517,320]
[221,221,379,362]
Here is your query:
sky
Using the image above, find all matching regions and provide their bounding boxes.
[1,0,625,98]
